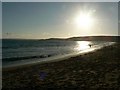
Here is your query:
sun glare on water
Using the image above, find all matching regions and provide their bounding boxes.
[76,41,91,51]
[75,41,95,53]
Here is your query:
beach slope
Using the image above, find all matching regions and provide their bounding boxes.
[2,43,120,89]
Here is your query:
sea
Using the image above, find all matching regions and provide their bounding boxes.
[2,39,115,67]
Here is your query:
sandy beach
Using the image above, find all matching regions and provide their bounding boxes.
[2,43,120,89]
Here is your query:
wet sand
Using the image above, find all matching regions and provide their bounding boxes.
[2,43,120,89]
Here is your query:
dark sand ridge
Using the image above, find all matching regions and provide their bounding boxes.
[2,43,120,89]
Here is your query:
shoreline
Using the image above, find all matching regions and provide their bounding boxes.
[2,42,119,89]
[3,42,115,70]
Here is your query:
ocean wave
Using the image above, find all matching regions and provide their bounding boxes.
[2,54,54,62]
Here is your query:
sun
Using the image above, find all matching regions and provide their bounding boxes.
[74,11,94,29]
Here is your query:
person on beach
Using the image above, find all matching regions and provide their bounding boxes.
[89,44,92,48]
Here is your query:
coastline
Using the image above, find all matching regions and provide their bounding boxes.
[2,42,115,69]
[2,42,120,89]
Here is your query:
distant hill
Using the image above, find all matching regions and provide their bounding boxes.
[45,36,120,42]
[67,36,120,42]
[2,36,120,42]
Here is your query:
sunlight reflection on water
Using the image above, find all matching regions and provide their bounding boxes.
[75,41,91,51]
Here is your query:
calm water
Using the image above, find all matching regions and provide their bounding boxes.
[2,39,115,67]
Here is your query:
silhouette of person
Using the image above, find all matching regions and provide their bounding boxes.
[89,44,92,48]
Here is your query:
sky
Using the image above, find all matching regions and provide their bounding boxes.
[118,2,120,36]
[0,1,1,39]
[2,2,118,39]
[1,0,120,2]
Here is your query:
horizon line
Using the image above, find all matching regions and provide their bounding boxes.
[1,35,119,40]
